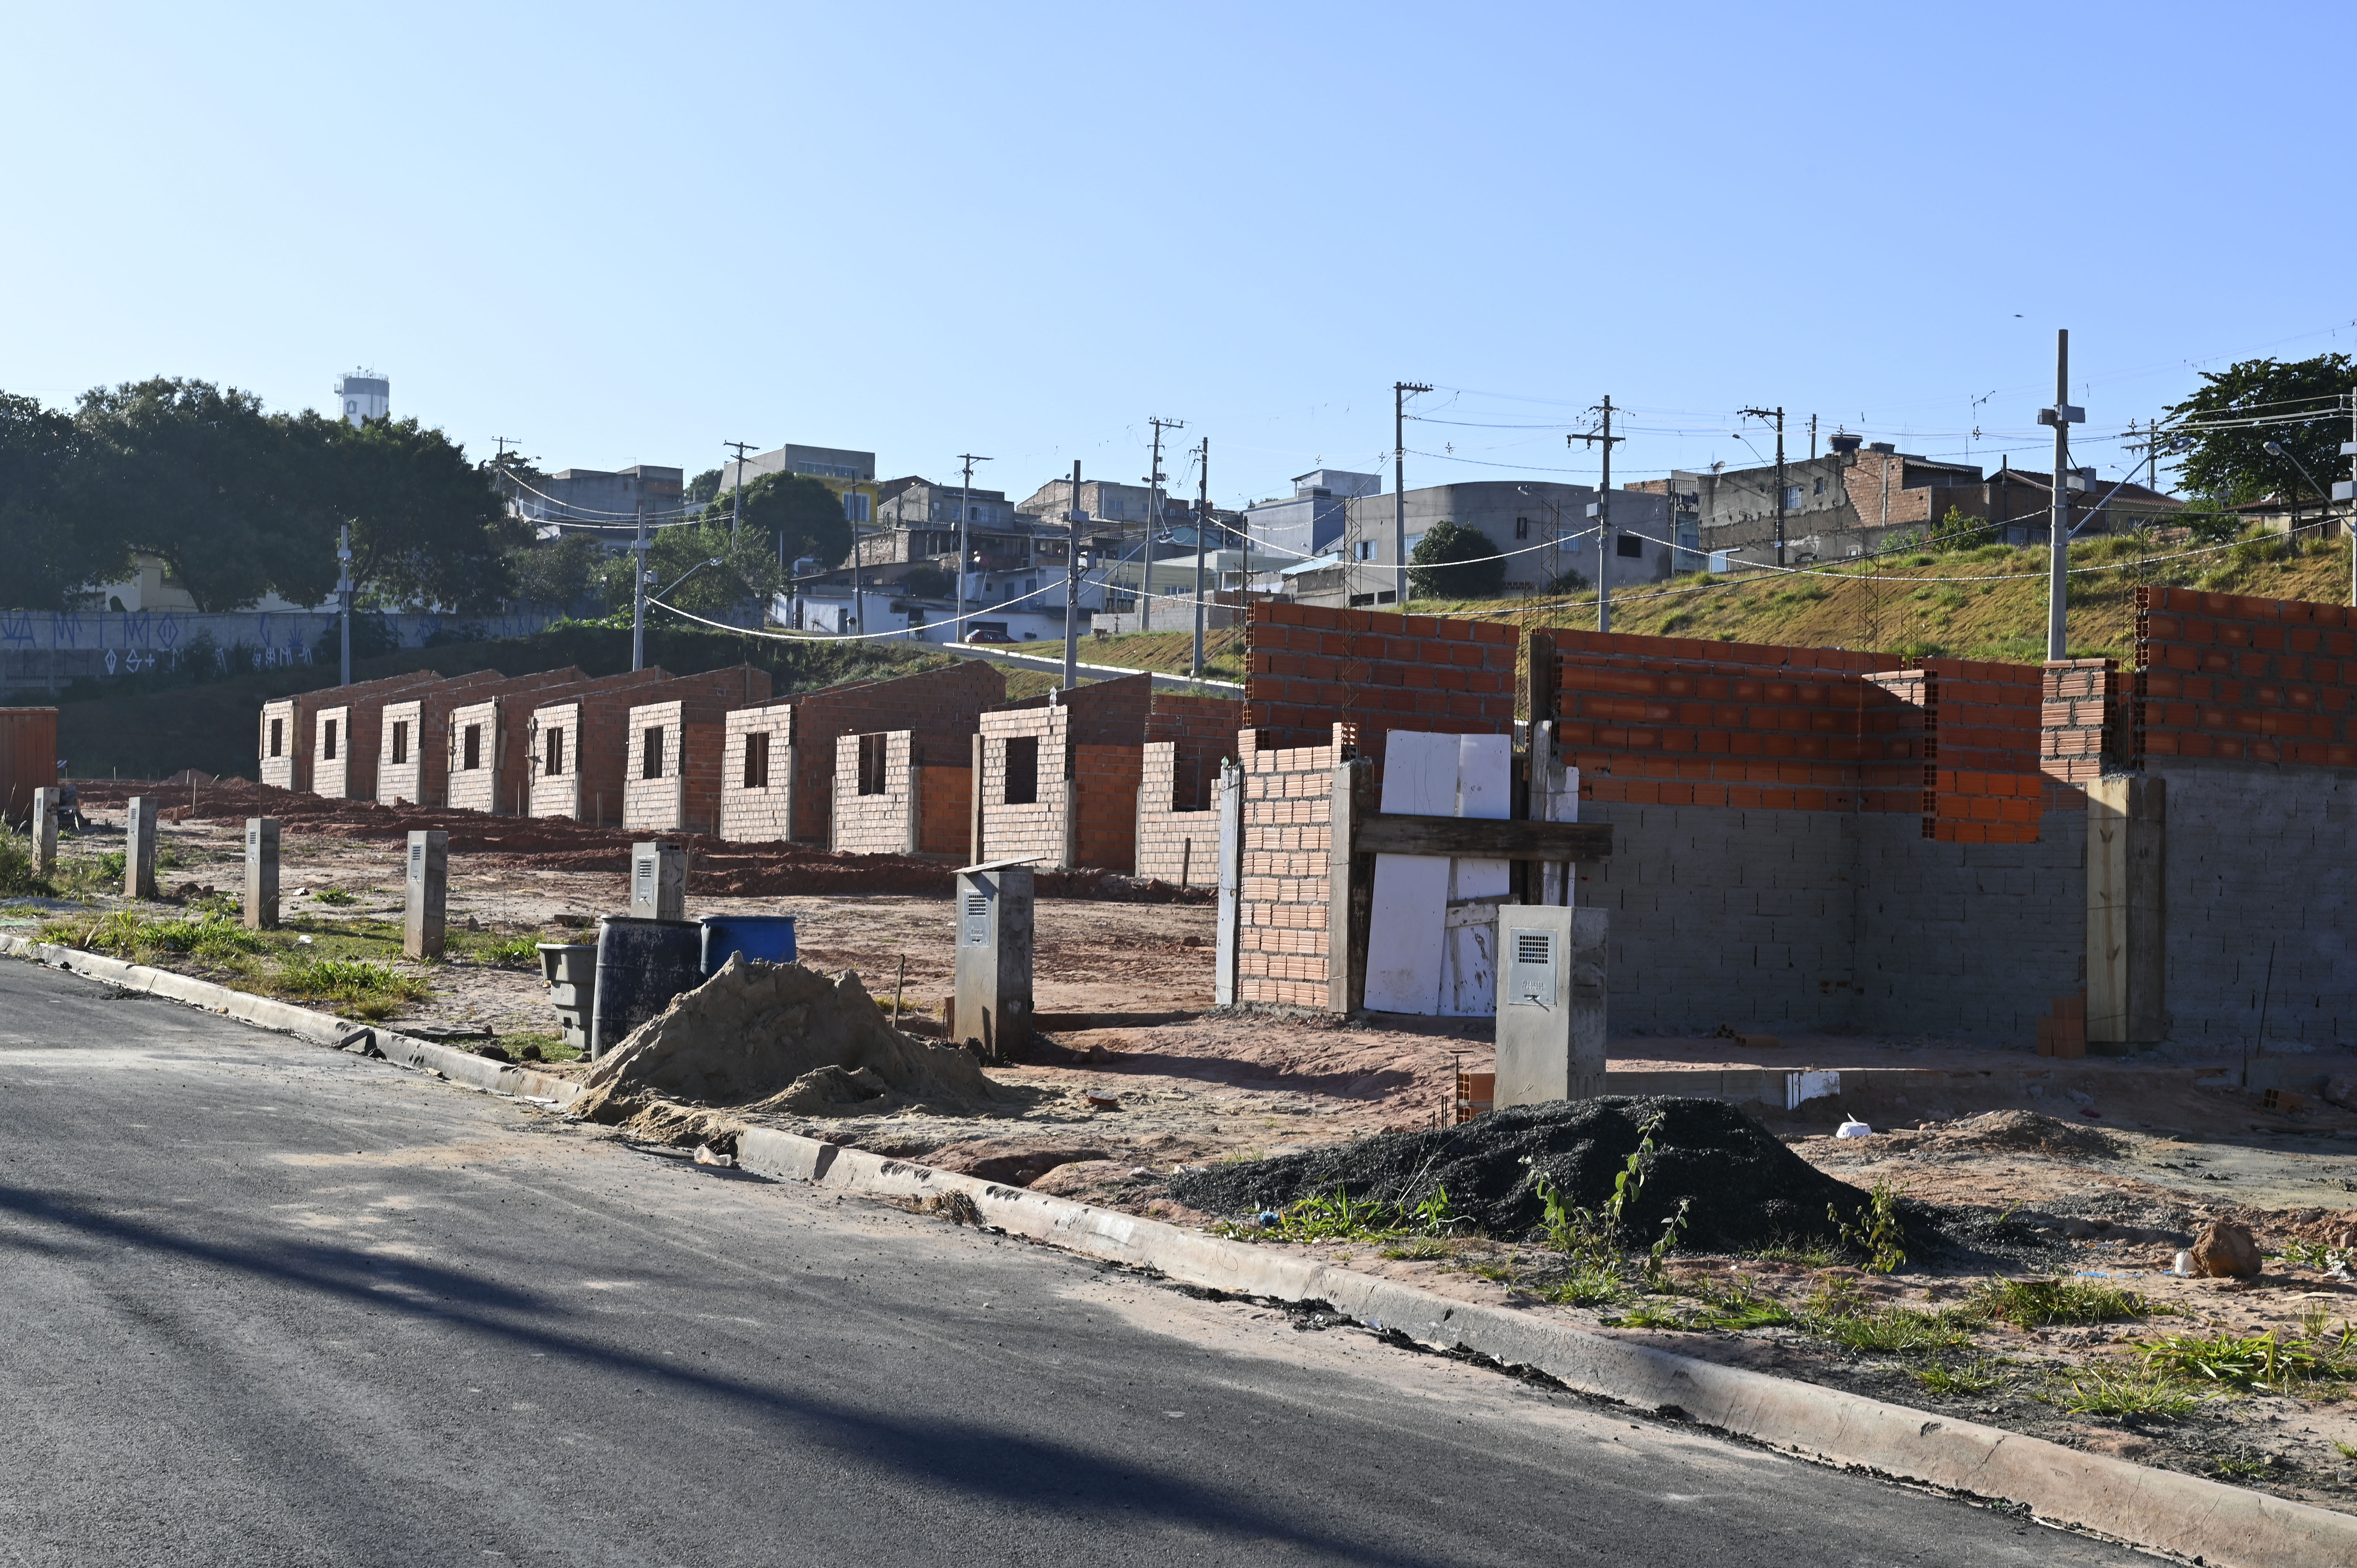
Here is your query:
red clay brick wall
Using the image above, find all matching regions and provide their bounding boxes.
[974,705,1070,866]
[1063,672,1154,747]
[1912,657,2046,843]
[1235,723,1353,1007]
[266,669,456,795]
[719,701,796,841]
[379,667,588,807]
[2132,586,2357,767]
[1245,600,1516,762]
[521,667,762,827]
[777,659,1005,842]
[1147,692,1243,811]
[1073,742,1141,872]
[625,686,765,833]
[2041,658,2117,788]
[917,763,970,856]
[1135,741,1222,885]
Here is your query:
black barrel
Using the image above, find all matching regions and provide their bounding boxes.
[589,916,703,1058]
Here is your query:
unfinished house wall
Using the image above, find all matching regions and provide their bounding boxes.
[624,680,778,834]
[311,672,477,800]
[970,674,1152,870]
[261,670,454,795]
[719,702,796,842]
[1245,600,1517,763]
[378,668,588,809]
[717,660,1005,845]
[524,667,767,827]
[1234,723,1355,1007]
[832,731,980,858]
[449,670,666,818]
[1136,693,1244,886]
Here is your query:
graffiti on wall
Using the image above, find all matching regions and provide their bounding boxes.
[0,608,562,682]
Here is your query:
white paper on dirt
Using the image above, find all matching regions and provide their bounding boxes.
[1362,733,1511,1016]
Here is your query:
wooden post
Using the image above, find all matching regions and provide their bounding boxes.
[2087,775,2165,1047]
[1325,758,1376,1015]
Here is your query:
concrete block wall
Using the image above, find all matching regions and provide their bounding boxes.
[974,705,1072,867]
[1245,600,1517,763]
[1136,742,1219,885]
[260,669,455,794]
[832,730,920,855]
[311,672,463,800]
[522,667,761,827]
[378,667,586,808]
[970,675,1152,870]
[623,677,773,833]
[2147,758,2357,1048]
[449,670,641,818]
[719,660,1004,844]
[1235,723,1353,1007]
[2133,585,2357,767]
[719,701,796,842]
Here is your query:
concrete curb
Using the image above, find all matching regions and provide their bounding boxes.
[6,936,2350,1564]
[735,1125,2357,1568]
[0,934,586,1107]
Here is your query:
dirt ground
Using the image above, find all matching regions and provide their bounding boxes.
[14,791,2357,1512]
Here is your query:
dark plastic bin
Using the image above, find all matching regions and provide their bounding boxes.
[698,914,797,976]
[590,916,704,1058]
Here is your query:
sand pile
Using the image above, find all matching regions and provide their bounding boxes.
[1169,1096,1870,1251]
[570,956,1016,1123]
[1928,1109,2124,1162]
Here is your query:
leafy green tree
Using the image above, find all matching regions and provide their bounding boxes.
[1408,520,1506,599]
[623,521,781,617]
[687,467,723,505]
[894,564,955,599]
[0,393,122,609]
[713,472,852,572]
[69,378,325,610]
[505,534,604,611]
[2162,353,2353,505]
[306,413,527,613]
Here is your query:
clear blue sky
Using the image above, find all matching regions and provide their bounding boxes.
[9,1,2353,510]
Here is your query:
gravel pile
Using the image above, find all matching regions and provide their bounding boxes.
[1170,1096,1869,1251]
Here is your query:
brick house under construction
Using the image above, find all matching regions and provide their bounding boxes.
[445,669,669,817]
[622,672,779,834]
[718,660,1003,845]
[376,669,588,808]
[1134,692,1244,886]
[829,730,972,856]
[525,667,771,828]
[970,673,1152,871]
[260,671,451,795]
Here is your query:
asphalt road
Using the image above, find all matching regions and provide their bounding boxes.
[0,956,2150,1567]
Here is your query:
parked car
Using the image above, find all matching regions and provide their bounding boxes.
[964,625,1014,644]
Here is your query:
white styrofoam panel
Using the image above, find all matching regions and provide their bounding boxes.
[1364,733,1461,1014]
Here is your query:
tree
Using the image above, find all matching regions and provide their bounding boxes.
[633,521,782,617]
[2162,353,2353,505]
[303,412,528,613]
[0,393,122,609]
[69,378,327,611]
[506,534,604,611]
[895,564,955,599]
[716,472,852,572]
[687,468,723,505]
[1407,520,1506,599]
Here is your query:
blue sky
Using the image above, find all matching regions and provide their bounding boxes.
[8,1,2353,510]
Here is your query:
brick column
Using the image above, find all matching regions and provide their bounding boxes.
[2040,658,2117,785]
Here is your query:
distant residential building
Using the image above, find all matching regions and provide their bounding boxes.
[1015,477,1200,530]
[727,442,880,523]
[518,465,687,539]
[1241,469,1381,566]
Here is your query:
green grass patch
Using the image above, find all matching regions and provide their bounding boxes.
[1377,1238,1452,1262]
[1212,1185,1462,1244]
[2058,1363,2203,1420]
[496,1031,575,1063]
[311,888,359,907]
[1747,1235,1838,1268]
[0,828,52,897]
[2138,1325,2355,1392]
[1915,1356,2012,1397]
[1971,1276,2156,1328]
[269,956,430,1020]
[1541,1265,1630,1308]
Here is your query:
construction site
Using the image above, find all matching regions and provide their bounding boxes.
[7,587,2357,1513]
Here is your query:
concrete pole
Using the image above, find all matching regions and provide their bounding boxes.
[1597,397,1615,634]
[1062,461,1082,692]
[1392,382,1430,614]
[243,816,280,931]
[1772,406,1787,568]
[631,501,647,672]
[337,525,353,686]
[1192,437,1209,678]
[2048,330,2073,662]
[403,830,448,960]
[125,796,158,900]
[30,787,57,881]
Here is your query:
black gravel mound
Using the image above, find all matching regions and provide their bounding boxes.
[1170,1096,1870,1252]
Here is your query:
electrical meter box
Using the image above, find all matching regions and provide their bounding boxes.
[953,859,1035,1061]
[1494,905,1609,1109]
[629,840,687,922]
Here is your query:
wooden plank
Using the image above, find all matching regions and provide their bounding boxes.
[1358,814,1613,861]
[2087,775,2166,1044]
[1327,758,1375,1014]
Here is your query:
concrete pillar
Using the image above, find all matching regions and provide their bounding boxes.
[30,788,57,881]
[124,796,159,900]
[244,817,280,931]
[953,861,1033,1061]
[1495,906,1610,1108]
[2088,775,2166,1048]
[404,829,448,960]
[628,840,686,921]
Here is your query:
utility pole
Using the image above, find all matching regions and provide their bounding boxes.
[723,440,755,545]
[1062,461,1083,692]
[1392,382,1432,615]
[631,501,647,671]
[2038,329,2084,662]
[336,525,353,685]
[954,453,990,643]
[1570,397,1625,632]
[850,494,864,639]
[2337,394,2357,607]
[1192,437,1210,677]
[1808,413,1818,461]
[1740,406,1788,566]
[1145,417,1184,634]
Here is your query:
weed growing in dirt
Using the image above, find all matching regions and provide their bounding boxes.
[1971,1276,2156,1328]
[40,909,265,962]
[1214,1185,1462,1244]
[1748,1234,1838,1268]
[2138,1325,2357,1393]
[1915,1356,2011,1397]
[2334,1440,2357,1462]
[1541,1266,1630,1308]
[1377,1238,1452,1261]
[2058,1363,2203,1420]
[495,1031,571,1063]
[271,956,429,1019]
[477,935,544,967]
[1829,1179,1907,1274]
[0,828,50,897]
[2276,1239,2353,1271]
[311,889,359,906]
[2210,1454,2276,1480]
[1795,1278,1969,1353]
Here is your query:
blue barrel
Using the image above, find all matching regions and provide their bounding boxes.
[699,914,797,975]
[590,916,704,1058]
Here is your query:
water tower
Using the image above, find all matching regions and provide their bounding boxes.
[335,369,389,427]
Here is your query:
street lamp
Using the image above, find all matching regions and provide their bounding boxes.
[2263,440,2329,552]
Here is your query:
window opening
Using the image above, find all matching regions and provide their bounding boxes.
[323,719,338,761]
[642,726,664,779]
[857,733,888,796]
[1003,734,1039,805]
[744,730,770,789]
[543,726,563,777]
[391,720,408,765]
[462,724,481,771]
